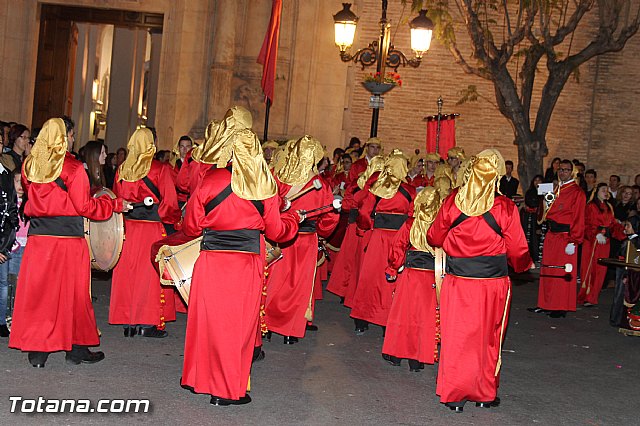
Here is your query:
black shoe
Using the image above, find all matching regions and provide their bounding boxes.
[306,324,318,331]
[549,310,567,318]
[252,346,265,363]
[264,331,272,341]
[353,318,369,335]
[0,324,9,337]
[382,354,401,366]
[65,345,105,364]
[445,401,465,413]
[28,351,49,368]
[476,397,500,408]
[210,394,252,406]
[339,297,345,304]
[123,326,138,337]
[408,359,424,372]
[283,336,298,345]
[139,326,168,338]
[527,307,550,314]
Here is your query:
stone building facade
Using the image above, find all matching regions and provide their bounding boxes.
[0,0,638,184]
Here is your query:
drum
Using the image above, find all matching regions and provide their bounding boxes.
[156,236,202,305]
[265,240,283,267]
[84,188,125,271]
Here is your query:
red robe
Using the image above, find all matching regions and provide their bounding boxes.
[407,174,434,188]
[427,191,532,404]
[326,173,378,300]
[350,182,416,326]
[538,180,586,311]
[110,160,182,327]
[9,153,123,352]
[578,201,624,305]
[382,218,438,364]
[348,158,368,187]
[264,175,338,338]
[181,167,299,400]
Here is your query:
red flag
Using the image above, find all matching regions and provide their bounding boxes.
[426,117,456,159]
[257,0,283,104]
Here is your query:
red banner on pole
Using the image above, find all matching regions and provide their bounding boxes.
[426,116,456,159]
[257,0,283,104]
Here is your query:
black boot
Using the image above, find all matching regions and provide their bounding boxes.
[65,345,105,364]
[28,351,49,368]
[408,359,424,372]
[382,353,401,366]
[210,394,251,406]
[476,396,501,408]
[0,324,9,337]
[354,318,369,335]
[445,400,466,413]
[138,326,168,338]
[123,326,138,337]
[283,336,298,344]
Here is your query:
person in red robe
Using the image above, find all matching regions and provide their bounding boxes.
[578,183,625,306]
[264,136,339,343]
[110,128,182,338]
[383,185,447,371]
[529,160,586,317]
[9,118,129,367]
[351,149,416,334]
[326,156,384,302]
[347,137,382,187]
[181,124,300,406]
[169,135,195,206]
[427,149,532,412]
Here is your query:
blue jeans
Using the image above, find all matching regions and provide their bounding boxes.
[0,246,24,325]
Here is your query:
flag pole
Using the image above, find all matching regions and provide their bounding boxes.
[263,98,271,142]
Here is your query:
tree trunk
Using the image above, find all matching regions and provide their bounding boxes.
[516,133,545,192]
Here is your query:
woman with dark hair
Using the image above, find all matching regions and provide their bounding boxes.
[544,157,561,183]
[610,215,640,328]
[521,174,544,262]
[8,124,30,172]
[578,183,625,307]
[83,141,107,193]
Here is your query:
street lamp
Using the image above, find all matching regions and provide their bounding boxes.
[333,1,434,137]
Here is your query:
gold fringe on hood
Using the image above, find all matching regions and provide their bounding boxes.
[24,118,68,183]
[275,135,324,186]
[454,148,506,217]
[410,186,440,254]
[118,128,156,182]
[370,149,409,199]
[357,155,385,190]
[231,129,278,200]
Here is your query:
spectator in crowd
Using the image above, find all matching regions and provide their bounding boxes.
[632,185,640,202]
[104,153,117,189]
[7,124,30,172]
[584,169,597,199]
[155,150,171,162]
[332,148,345,167]
[499,160,520,198]
[0,167,18,338]
[635,174,640,187]
[521,174,544,262]
[84,141,107,193]
[609,175,621,199]
[575,162,587,193]
[116,147,127,167]
[348,137,361,151]
[614,185,636,222]
[544,157,561,183]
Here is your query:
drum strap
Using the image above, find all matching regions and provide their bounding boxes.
[54,177,67,191]
[451,211,503,238]
[142,176,161,201]
[204,184,264,217]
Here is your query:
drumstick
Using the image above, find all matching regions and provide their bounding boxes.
[300,199,342,216]
[288,179,322,202]
[541,263,573,273]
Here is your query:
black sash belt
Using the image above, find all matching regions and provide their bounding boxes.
[373,213,408,230]
[548,220,570,233]
[348,209,358,224]
[299,220,317,233]
[446,254,508,278]
[405,250,435,270]
[125,204,160,222]
[201,229,260,254]
[28,216,84,237]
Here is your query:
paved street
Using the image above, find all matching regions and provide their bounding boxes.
[0,270,638,425]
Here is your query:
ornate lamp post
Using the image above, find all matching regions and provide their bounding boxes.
[333,1,433,137]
